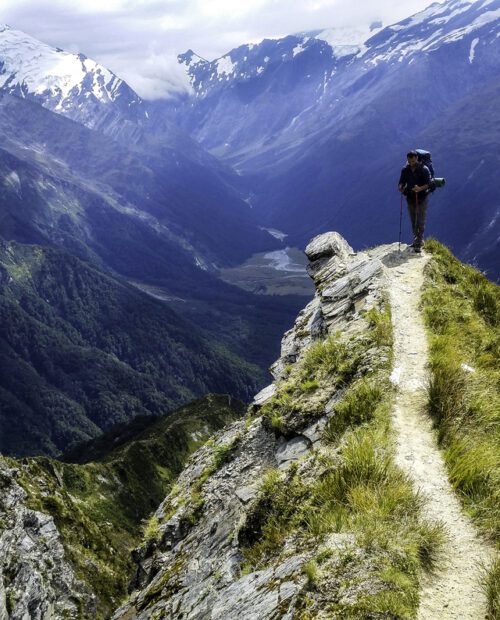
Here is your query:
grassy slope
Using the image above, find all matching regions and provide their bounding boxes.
[421,239,500,618]
[237,303,445,618]
[6,394,244,619]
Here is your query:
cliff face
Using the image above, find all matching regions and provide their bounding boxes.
[112,233,427,620]
[0,458,94,619]
[0,395,245,619]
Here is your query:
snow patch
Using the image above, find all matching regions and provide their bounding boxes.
[261,227,288,241]
[0,26,123,107]
[430,8,500,47]
[4,170,21,191]
[216,55,236,78]
[469,37,480,62]
[189,54,205,66]
[428,4,473,25]
[315,24,382,58]
[293,43,306,57]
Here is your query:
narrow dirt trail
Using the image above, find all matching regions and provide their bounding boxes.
[384,249,493,620]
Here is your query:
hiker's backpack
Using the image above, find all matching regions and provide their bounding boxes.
[415,148,446,191]
[415,148,435,176]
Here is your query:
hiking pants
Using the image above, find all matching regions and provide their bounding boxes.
[407,195,428,248]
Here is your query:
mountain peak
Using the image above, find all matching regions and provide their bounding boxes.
[0,24,146,128]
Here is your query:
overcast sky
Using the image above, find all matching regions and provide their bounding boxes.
[0,0,448,99]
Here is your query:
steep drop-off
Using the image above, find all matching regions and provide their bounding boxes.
[109,235,480,619]
[0,394,244,619]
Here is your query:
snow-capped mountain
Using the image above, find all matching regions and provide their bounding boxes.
[357,0,500,65]
[0,24,147,129]
[178,21,384,100]
[165,0,500,279]
[301,21,383,57]
[173,0,500,157]
[178,36,334,101]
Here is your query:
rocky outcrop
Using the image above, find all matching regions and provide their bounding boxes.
[0,459,93,620]
[112,233,398,620]
[270,232,382,381]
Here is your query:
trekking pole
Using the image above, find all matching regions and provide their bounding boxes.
[416,190,419,251]
[398,193,403,252]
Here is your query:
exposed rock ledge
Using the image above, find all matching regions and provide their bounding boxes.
[0,459,94,620]
[112,233,401,620]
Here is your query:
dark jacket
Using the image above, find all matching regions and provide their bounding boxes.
[399,163,431,204]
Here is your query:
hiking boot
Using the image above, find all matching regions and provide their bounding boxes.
[414,246,422,254]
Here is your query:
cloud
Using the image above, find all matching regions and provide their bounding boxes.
[120,53,193,99]
[0,0,449,99]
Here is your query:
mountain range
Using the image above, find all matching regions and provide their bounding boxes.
[0,0,499,456]
[0,25,309,456]
[0,240,260,456]
[164,0,500,279]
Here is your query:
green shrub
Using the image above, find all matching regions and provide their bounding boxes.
[365,305,393,349]
[302,560,320,587]
[300,335,360,383]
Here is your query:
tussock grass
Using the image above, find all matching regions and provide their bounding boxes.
[323,379,385,442]
[300,335,361,383]
[261,332,365,435]
[142,514,161,543]
[365,304,394,350]
[423,241,500,533]
[483,555,500,619]
[241,413,445,616]
[238,467,308,569]
[302,560,320,586]
[311,426,445,568]
[423,239,500,611]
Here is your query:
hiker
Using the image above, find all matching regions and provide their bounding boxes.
[398,150,432,253]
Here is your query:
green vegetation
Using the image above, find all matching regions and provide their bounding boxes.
[137,555,186,612]
[9,394,243,619]
[422,239,500,613]
[142,514,161,544]
[323,379,385,442]
[260,333,364,436]
[365,303,394,349]
[483,556,500,620]
[0,240,263,457]
[240,409,445,617]
[239,301,443,617]
[260,302,392,438]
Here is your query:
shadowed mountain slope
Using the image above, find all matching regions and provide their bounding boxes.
[0,240,261,457]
